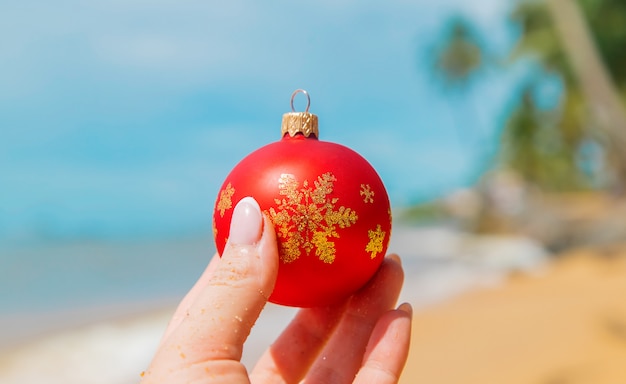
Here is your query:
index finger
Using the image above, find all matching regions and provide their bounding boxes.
[157,253,221,349]
[142,197,279,382]
[172,205,278,362]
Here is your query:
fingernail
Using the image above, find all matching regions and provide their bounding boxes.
[229,197,263,245]
[398,302,413,316]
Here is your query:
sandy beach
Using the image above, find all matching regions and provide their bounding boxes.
[400,247,626,384]
[2,231,625,383]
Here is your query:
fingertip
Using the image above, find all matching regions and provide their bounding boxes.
[382,253,404,284]
[228,196,263,246]
[387,253,402,266]
[354,306,413,384]
[397,302,413,317]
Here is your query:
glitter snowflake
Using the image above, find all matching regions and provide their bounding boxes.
[365,224,386,259]
[217,183,235,217]
[267,172,358,264]
[360,184,375,203]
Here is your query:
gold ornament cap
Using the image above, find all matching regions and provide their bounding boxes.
[281,89,319,138]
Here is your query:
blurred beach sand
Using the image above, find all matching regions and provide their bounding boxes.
[400,247,626,384]
[1,233,625,383]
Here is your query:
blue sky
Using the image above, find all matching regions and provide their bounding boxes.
[0,0,523,243]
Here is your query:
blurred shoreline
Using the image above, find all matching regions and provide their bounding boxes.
[0,223,552,383]
[4,248,625,384]
[0,297,179,351]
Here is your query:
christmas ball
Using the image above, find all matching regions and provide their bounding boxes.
[212,90,391,307]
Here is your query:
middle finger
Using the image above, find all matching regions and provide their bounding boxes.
[303,255,404,384]
[250,303,347,383]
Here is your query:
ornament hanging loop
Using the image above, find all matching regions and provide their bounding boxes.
[282,89,318,138]
[290,89,311,113]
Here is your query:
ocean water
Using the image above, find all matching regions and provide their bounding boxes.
[0,236,213,349]
[0,222,548,348]
[0,236,213,314]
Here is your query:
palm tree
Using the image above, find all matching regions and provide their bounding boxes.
[428,17,491,148]
[430,17,484,92]
[505,1,589,190]
[508,0,626,191]
[427,0,626,193]
[545,0,626,188]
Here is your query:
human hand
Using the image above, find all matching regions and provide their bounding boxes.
[141,197,412,384]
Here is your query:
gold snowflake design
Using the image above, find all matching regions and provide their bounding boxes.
[360,184,375,203]
[267,172,358,264]
[365,224,386,259]
[217,182,235,217]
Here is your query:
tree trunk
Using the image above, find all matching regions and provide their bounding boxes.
[546,0,626,189]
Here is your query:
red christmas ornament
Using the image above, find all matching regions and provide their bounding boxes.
[212,89,391,307]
